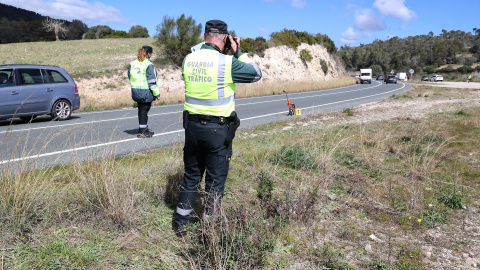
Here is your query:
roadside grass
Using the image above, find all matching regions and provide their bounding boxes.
[1,85,479,269]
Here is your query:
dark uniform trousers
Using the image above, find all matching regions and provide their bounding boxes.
[175,120,233,227]
[137,102,152,127]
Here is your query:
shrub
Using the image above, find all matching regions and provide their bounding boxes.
[424,65,437,74]
[457,65,474,73]
[320,59,329,74]
[435,59,445,66]
[102,30,130,39]
[240,37,268,57]
[421,208,448,228]
[342,107,354,116]
[182,204,276,269]
[322,34,337,54]
[154,14,202,66]
[129,25,149,38]
[270,28,301,50]
[272,145,317,170]
[274,183,319,222]
[256,170,275,203]
[294,31,317,45]
[300,49,313,63]
[438,186,463,209]
[84,25,113,39]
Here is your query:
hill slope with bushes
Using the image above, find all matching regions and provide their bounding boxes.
[338,29,480,78]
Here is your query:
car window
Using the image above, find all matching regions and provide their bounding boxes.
[0,69,15,87]
[19,68,43,84]
[44,69,68,83]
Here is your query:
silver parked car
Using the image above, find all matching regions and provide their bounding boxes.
[0,64,80,121]
[430,74,443,82]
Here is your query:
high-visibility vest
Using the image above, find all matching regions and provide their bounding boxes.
[182,49,235,117]
[129,59,159,97]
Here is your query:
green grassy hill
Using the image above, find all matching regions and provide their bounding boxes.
[0,38,155,77]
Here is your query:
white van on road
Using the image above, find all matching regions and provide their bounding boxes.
[360,68,372,84]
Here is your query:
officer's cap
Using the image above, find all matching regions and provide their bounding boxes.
[142,45,153,53]
[205,20,228,34]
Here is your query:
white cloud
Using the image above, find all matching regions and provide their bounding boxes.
[354,8,386,31]
[340,27,372,44]
[1,0,131,25]
[291,0,307,8]
[263,0,307,9]
[373,0,417,21]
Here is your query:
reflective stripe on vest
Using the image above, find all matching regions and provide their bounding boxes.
[183,50,235,117]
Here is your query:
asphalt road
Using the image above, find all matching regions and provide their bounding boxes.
[0,80,411,170]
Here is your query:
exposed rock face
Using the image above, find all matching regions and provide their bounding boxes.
[253,44,345,83]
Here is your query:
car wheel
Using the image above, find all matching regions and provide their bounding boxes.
[51,100,72,120]
[20,115,37,122]
[395,82,397,84]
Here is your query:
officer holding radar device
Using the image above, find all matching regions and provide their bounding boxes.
[174,19,262,235]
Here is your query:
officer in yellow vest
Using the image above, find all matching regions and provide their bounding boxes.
[175,19,262,234]
[128,45,160,138]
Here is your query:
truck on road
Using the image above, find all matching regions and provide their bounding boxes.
[360,68,372,84]
[396,72,407,81]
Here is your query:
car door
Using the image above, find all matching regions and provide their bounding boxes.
[0,68,26,118]
[18,68,55,115]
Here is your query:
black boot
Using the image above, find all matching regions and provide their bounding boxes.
[137,127,154,138]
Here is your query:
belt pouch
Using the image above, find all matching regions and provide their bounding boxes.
[225,111,240,146]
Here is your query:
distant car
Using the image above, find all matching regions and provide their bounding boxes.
[350,74,361,84]
[385,75,397,84]
[0,64,80,121]
[430,75,443,82]
[421,75,429,81]
[376,74,384,80]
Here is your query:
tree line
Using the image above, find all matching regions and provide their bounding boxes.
[0,3,149,44]
[338,29,480,75]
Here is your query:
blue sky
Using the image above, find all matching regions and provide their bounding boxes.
[1,0,479,47]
